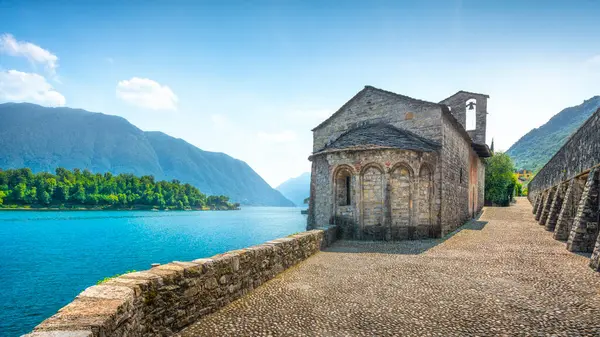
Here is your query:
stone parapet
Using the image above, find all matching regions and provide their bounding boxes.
[24,226,338,337]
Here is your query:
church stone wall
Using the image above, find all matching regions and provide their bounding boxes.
[361,165,385,233]
[440,113,480,235]
[312,87,443,152]
[307,149,441,240]
[308,156,333,228]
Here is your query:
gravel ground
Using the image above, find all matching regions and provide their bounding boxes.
[179,198,600,337]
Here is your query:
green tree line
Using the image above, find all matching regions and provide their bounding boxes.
[0,168,239,210]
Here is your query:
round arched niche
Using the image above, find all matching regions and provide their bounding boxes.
[360,164,385,240]
[389,163,412,240]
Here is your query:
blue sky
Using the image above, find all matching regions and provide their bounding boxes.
[1,0,599,186]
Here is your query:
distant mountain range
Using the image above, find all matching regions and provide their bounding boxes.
[276,172,310,207]
[507,96,600,172]
[0,103,294,206]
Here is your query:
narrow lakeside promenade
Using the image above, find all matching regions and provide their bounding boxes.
[180,198,600,336]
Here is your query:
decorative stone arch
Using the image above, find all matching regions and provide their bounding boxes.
[360,162,386,176]
[332,164,356,235]
[389,162,414,177]
[389,162,413,240]
[332,164,355,189]
[419,162,435,177]
[360,162,386,240]
[417,163,435,237]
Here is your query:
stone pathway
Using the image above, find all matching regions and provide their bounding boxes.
[179,198,600,336]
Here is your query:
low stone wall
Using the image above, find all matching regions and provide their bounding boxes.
[25,226,338,337]
[528,107,600,202]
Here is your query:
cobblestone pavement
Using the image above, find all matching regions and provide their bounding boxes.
[179,198,600,336]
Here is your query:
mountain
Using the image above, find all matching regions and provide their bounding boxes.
[0,102,294,206]
[507,96,600,172]
[276,172,311,207]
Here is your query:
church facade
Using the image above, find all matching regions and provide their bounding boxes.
[307,86,491,240]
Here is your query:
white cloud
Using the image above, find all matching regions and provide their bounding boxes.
[106,57,114,64]
[116,77,178,110]
[257,130,297,142]
[0,70,65,106]
[0,33,58,74]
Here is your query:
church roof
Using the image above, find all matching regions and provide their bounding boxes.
[313,123,441,155]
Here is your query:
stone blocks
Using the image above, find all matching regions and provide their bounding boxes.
[567,168,600,253]
[545,183,566,231]
[554,178,585,241]
[539,187,556,226]
[535,191,546,222]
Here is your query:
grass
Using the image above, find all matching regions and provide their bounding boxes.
[96,270,136,285]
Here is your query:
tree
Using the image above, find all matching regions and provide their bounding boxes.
[40,191,52,205]
[485,152,516,206]
[0,168,237,210]
[12,183,26,202]
[24,186,37,204]
[73,184,86,203]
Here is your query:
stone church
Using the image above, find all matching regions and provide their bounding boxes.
[307,86,491,240]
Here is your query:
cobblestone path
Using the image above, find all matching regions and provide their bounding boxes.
[179,198,600,336]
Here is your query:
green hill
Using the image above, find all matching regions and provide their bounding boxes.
[0,103,294,206]
[507,96,600,172]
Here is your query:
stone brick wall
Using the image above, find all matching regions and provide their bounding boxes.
[528,108,600,202]
[361,165,385,232]
[25,227,339,337]
[524,107,600,272]
[312,87,443,152]
[307,149,441,240]
[440,113,482,235]
[390,166,411,232]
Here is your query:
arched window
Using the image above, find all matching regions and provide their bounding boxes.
[335,168,352,206]
[466,98,477,131]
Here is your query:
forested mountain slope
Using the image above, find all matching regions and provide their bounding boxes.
[507,96,600,172]
[0,103,294,206]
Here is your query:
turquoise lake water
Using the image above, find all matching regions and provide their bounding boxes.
[0,207,307,336]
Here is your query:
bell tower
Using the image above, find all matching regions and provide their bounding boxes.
[439,91,489,145]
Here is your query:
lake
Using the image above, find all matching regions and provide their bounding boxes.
[0,207,307,336]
